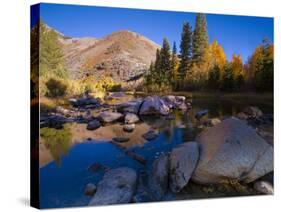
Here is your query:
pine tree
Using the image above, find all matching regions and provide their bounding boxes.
[179,22,192,79]
[208,65,220,89]
[39,19,68,79]
[159,38,171,86]
[192,13,209,64]
[221,63,234,91]
[171,41,178,81]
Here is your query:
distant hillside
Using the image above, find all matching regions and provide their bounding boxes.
[55,29,159,87]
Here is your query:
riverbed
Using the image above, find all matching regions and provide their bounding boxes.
[39,93,273,208]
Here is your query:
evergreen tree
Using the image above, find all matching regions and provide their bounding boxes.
[171,41,178,81]
[192,13,209,64]
[159,38,171,86]
[39,19,68,79]
[179,22,192,79]
[208,65,220,89]
[256,38,273,91]
[221,63,234,91]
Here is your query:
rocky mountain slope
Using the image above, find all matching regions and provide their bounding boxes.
[57,29,159,86]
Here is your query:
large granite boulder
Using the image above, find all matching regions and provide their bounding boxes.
[139,96,170,116]
[169,142,199,193]
[89,167,137,206]
[149,154,169,200]
[192,117,273,184]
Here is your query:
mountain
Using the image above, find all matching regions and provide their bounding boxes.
[57,29,160,87]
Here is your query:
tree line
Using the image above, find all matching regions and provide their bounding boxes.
[145,13,273,92]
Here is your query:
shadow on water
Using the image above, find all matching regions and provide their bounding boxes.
[39,95,273,208]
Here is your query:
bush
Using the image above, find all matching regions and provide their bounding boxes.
[45,78,67,97]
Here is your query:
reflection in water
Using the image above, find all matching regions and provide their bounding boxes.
[40,124,72,167]
[39,95,273,208]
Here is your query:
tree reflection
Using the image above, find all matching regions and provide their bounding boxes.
[40,124,72,166]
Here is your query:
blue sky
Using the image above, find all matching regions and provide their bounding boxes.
[33,3,273,63]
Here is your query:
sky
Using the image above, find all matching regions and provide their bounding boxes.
[32,3,273,63]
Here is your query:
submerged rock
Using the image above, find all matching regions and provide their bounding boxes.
[169,142,199,193]
[125,113,139,124]
[87,119,101,130]
[88,167,137,205]
[253,181,274,194]
[123,124,135,132]
[192,117,273,184]
[84,183,97,196]
[98,111,123,123]
[149,154,169,200]
[142,130,158,141]
[139,96,170,116]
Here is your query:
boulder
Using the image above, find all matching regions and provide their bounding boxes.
[162,95,188,110]
[253,181,274,194]
[175,96,186,103]
[243,145,274,183]
[84,183,97,196]
[142,130,158,141]
[125,113,139,124]
[139,96,170,116]
[123,124,135,132]
[70,97,99,107]
[98,111,123,123]
[89,167,137,206]
[87,119,101,131]
[192,117,273,184]
[162,95,177,109]
[116,100,142,114]
[169,142,199,193]
[149,154,169,200]
[243,106,263,118]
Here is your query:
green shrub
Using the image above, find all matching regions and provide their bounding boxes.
[45,78,67,97]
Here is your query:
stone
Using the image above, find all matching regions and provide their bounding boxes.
[88,167,137,205]
[70,97,99,107]
[149,154,169,200]
[142,130,158,141]
[192,117,273,184]
[253,181,274,194]
[112,137,130,143]
[87,119,101,130]
[84,183,97,196]
[169,142,199,193]
[116,100,142,114]
[123,124,135,132]
[139,96,170,116]
[125,113,139,124]
[98,111,123,123]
